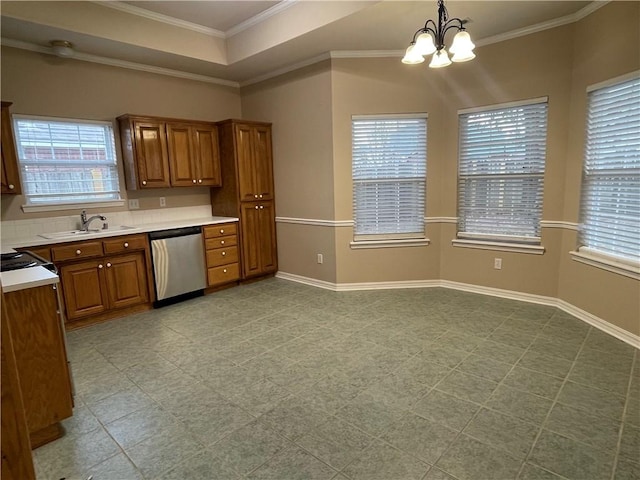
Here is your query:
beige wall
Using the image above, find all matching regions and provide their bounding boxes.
[557,1,640,335]
[241,62,337,282]
[0,46,241,221]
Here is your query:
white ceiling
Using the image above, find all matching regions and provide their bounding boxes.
[0,1,594,86]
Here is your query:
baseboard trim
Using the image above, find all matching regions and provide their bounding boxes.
[275,271,640,349]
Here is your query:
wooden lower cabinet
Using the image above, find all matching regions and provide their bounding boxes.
[240,202,277,279]
[203,222,240,287]
[60,252,148,321]
[3,285,73,449]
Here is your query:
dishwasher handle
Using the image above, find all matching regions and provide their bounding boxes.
[148,226,202,241]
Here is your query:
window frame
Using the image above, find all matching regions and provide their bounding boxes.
[350,113,429,249]
[13,114,125,213]
[572,72,640,279]
[453,97,549,254]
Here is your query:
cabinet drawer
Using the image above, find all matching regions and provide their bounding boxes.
[204,223,237,239]
[52,241,103,262]
[206,246,238,267]
[103,234,147,255]
[205,235,237,250]
[207,263,240,286]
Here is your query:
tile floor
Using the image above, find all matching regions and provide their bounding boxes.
[34,278,639,480]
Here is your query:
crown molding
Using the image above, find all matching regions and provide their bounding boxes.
[226,0,299,37]
[92,1,225,38]
[240,52,331,87]
[0,38,240,88]
[331,50,402,59]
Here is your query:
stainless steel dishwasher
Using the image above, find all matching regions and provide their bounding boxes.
[148,226,207,307]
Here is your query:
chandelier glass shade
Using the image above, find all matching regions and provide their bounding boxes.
[402,0,475,68]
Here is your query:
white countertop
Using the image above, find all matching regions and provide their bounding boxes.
[1,216,239,251]
[1,215,238,292]
[1,267,59,293]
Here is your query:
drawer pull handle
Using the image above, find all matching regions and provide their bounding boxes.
[222,251,226,256]
[124,242,129,248]
[8,184,14,190]
[76,249,81,255]
[220,240,225,245]
[223,268,227,273]
[106,262,112,268]
[98,264,103,269]
[142,180,147,185]
[220,229,224,234]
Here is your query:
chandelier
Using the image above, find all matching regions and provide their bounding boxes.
[402,0,475,68]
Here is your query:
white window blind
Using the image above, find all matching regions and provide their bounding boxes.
[13,116,121,206]
[458,100,548,243]
[352,115,427,239]
[580,76,640,262]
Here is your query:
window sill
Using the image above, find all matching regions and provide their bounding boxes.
[452,238,545,255]
[350,238,430,249]
[22,199,126,213]
[570,249,640,280]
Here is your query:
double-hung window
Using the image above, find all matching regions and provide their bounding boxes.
[352,114,427,245]
[456,99,548,249]
[13,115,122,211]
[576,74,640,275]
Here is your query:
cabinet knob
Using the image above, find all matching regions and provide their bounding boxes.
[259,205,264,209]
[142,180,147,186]
[220,229,224,234]
[192,179,196,184]
[198,179,202,183]
[124,242,129,248]
[223,268,227,273]
[98,264,103,269]
[254,194,258,198]
[8,184,14,190]
[220,240,225,245]
[106,262,112,268]
[255,205,259,209]
[76,249,81,255]
[259,194,263,198]
[222,251,226,256]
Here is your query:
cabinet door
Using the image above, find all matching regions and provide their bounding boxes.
[240,203,262,278]
[193,125,221,186]
[257,201,277,274]
[235,125,257,201]
[252,126,274,201]
[1,103,22,195]
[166,123,196,187]
[133,121,170,188]
[60,260,109,321]
[4,285,72,441]
[104,253,149,310]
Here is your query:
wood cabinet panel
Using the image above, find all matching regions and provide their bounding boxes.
[205,235,237,250]
[206,245,238,267]
[253,126,274,201]
[60,261,108,320]
[1,102,22,195]
[3,285,73,442]
[193,125,221,186]
[167,123,196,187]
[134,121,171,188]
[51,241,103,262]
[235,125,255,201]
[240,203,262,278]
[102,234,147,255]
[104,253,148,310]
[257,202,277,274]
[207,263,240,285]
[204,223,237,239]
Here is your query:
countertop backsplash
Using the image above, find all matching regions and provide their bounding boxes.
[0,205,213,243]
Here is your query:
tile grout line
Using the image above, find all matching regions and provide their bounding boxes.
[609,349,637,480]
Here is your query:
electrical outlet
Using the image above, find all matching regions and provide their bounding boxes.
[494,258,502,270]
[317,253,323,264]
[128,199,139,210]
[159,197,166,207]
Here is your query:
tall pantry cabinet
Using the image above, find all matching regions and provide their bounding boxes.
[211,120,277,280]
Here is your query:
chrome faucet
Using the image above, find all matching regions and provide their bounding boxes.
[80,210,107,232]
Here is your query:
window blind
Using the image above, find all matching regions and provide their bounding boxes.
[458,100,548,242]
[352,115,427,238]
[580,76,640,262]
[13,116,121,205]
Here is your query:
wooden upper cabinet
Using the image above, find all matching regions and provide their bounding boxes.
[166,123,196,187]
[118,115,220,189]
[1,102,22,195]
[235,123,274,202]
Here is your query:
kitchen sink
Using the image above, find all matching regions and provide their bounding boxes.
[39,225,139,240]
